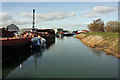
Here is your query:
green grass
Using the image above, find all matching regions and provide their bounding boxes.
[85,32,118,40]
[76,32,119,57]
[85,32,117,37]
[84,32,118,53]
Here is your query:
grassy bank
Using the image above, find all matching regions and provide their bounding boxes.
[75,32,120,58]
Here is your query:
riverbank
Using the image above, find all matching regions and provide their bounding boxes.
[75,32,120,58]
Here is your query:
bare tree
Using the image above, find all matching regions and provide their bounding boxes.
[104,21,120,32]
[87,18,104,32]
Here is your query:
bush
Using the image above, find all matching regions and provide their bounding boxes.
[87,18,104,32]
[104,21,120,33]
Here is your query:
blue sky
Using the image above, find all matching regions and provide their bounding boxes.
[1,2,118,31]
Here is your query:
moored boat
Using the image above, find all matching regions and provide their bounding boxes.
[2,37,32,60]
[63,32,74,36]
[56,33,63,37]
[30,36,46,49]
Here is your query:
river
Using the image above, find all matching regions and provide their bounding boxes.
[3,36,118,78]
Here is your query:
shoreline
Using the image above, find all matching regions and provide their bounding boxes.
[75,32,120,58]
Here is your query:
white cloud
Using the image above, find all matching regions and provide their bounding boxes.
[0,13,12,22]
[13,20,31,25]
[68,12,76,17]
[1,19,31,27]
[0,11,76,27]
[38,23,88,31]
[0,12,31,27]
[20,12,32,18]
[20,11,76,22]
[82,12,100,18]
[92,6,116,13]
[83,6,117,18]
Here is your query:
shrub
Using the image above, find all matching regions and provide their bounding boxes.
[87,18,104,32]
[104,21,120,33]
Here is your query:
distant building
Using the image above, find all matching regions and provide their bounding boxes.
[54,28,63,34]
[6,24,19,32]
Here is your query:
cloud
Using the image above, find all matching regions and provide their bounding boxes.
[1,19,31,27]
[82,12,100,18]
[37,23,88,31]
[60,23,87,27]
[92,6,116,13]
[13,20,31,25]
[20,11,76,22]
[0,13,12,22]
[83,6,117,18]
[68,12,76,17]
[0,12,31,27]
[20,12,32,18]
[0,11,76,27]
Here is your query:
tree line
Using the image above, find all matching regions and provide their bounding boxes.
[87,18,120,33]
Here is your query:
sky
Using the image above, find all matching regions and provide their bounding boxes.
[1,0,120,2]
[0,2,118,31]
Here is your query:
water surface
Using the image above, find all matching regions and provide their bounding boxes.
[3,36,118,78]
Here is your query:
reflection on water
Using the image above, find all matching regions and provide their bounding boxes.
[19,63,22,69]
[2,50,31,78]
[31,48,45,57]
[31,48,45,69]
[87,47,104,57]
[2,40,55,78]
[46,41,55,49]
[2,36,118,78]
[56,36,64,40]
